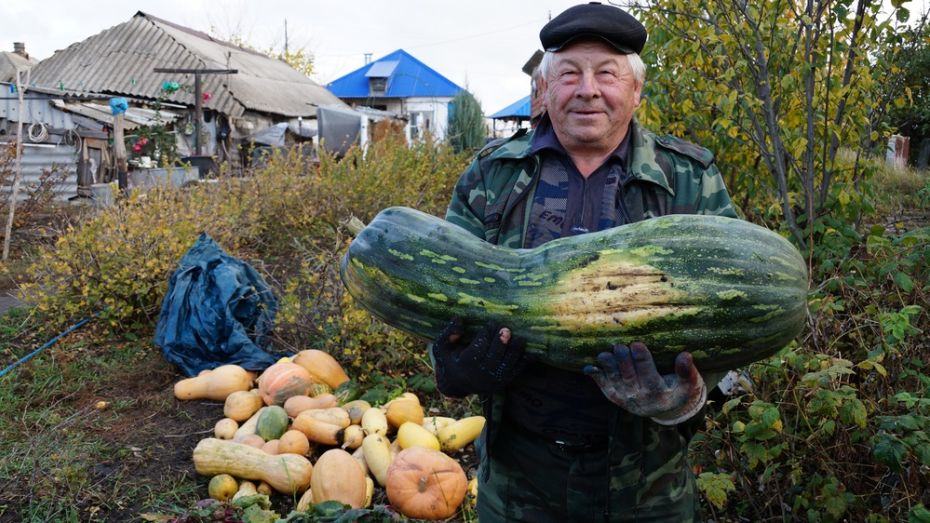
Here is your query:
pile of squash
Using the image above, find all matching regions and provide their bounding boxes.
[175,349,483,521]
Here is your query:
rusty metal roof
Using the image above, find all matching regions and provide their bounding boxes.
[28,11,346,119]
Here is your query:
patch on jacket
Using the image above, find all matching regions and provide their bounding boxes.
[655,135,714,168]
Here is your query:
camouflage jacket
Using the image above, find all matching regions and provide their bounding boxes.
[443,120,737,519]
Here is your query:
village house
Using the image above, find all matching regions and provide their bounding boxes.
[1,11,359,201]
[0,43,38,83]
[326,49,464,142]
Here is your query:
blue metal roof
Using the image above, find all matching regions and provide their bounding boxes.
[365,60,398,78]
[327,49,463,99]
[489,95,531,119]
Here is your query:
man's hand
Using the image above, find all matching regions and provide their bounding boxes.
[583,342,706,425]
[433,317,527,398]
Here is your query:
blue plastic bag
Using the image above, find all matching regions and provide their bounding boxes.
[154,233,281,377]
[109,97,129,115]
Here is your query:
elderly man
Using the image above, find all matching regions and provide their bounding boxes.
[431,3,737,521]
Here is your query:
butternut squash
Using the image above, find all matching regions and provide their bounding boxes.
[283,394,338,417]
[292,412,344,445]
[224,390,263,421]
[351,446,368,476]
[422,416,456,436]
[341,424,365,450]
[302,407,351,428]
[174,365,254,401]
[214,418,239,440]
[397,422,441,451]
[240,434,266,448]
[292,349,350,389]
[233,406,268,441]
[311,449,367,508]
[361,408,388,436]
[364,476,375,508]
[438,416,486,453]
[296,488,314,511]
[385,399,424,429]
[342,400,372,425]
[261,439,280,455]
[193,438,312,494]
[278,430,311,456]
[362,433,393,486]
[232,480,258,502]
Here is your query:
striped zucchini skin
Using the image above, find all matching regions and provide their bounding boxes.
[340,207,808,373]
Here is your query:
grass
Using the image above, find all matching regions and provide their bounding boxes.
[846,150,930,216]
[874,166,930,212]
[0,298,474,522]
[0,313,212,522]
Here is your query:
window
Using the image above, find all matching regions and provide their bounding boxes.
[409,110,433,140]
[369,77,387,96]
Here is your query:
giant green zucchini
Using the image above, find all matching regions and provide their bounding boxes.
[340,207,808,373]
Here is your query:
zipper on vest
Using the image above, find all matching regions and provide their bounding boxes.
[570,174,590,235]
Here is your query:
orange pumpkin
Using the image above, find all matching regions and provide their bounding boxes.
[386,447,467,520]
[257,362,315,406]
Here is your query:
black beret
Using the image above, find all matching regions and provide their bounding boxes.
[540,2,647,54]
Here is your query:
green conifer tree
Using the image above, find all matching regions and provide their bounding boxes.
[447,89,486,153]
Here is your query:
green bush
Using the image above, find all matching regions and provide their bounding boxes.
[22,180,262,329]
[22,138,468,396]
[690,198,930,521]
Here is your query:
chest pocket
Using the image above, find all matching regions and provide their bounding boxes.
[482,203,505,244]
[478,157,537,246]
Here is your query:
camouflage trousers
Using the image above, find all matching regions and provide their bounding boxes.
[476,421,699,522]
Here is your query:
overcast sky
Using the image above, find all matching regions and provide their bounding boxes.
[0,0,587,115]
[1,0,926,116]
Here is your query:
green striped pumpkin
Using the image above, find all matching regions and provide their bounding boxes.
[340,207,808,373]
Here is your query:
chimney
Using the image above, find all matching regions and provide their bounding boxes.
[13,42,28,59]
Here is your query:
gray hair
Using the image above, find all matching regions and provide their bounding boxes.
[538,49,646,86]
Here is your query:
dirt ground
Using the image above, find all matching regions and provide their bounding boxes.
[0,340,217,522]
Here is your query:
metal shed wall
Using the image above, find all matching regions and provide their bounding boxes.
[1,137,78,202]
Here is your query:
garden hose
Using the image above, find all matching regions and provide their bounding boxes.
[0,314,97,379]
[27,122,48,143]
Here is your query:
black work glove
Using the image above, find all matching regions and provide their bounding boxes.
[432,317,527,398]
[583,342,706,425]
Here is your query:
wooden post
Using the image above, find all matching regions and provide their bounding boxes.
[152,68,237,158]
[113,112,128,192]
[2,68,29,261]
[194,73,203,155]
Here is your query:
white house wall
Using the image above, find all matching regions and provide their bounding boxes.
[403,97,451,141]
[339,97,453,143]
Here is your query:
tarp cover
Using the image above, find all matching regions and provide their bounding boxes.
[154,233,280,377]
[318,105,361,157]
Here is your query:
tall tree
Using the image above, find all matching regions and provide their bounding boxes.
[633,0,916,249]
[209,23,314,77]
[447,89,486,153]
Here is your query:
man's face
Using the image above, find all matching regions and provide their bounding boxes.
[544,41,642,153]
